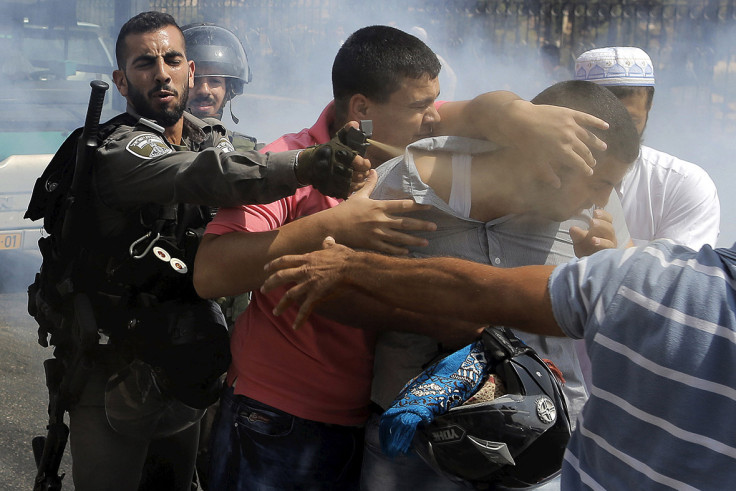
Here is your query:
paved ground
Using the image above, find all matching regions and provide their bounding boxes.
[0,252,75,490]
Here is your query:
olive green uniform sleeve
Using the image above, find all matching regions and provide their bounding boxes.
[93,123,299,210]
[229,131,258,152]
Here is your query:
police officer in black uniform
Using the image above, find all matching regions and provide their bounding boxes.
[182,23,258,326]
[63,11,366,491]
[181,23,260,488]
[182,22,258,151]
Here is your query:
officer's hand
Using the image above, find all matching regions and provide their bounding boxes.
[296,123,371,199]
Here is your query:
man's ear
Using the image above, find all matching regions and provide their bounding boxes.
[347,93,370,120]
[112,69,127,97]
[188,60,195,89]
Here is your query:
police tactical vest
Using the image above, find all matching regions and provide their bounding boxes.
[25,114,230,409]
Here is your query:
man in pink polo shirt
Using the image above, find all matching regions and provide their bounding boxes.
[194,25,610,490]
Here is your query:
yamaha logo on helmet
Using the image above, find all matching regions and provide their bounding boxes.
[430,425,466,444]
[536,396,556,424]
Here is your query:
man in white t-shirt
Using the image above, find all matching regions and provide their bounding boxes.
[575,46,720,249]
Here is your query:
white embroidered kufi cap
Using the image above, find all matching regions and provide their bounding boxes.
[574,47,655,87]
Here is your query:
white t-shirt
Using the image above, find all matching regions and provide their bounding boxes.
[617,145,720,249]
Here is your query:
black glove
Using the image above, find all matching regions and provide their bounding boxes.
[296,135,357,199]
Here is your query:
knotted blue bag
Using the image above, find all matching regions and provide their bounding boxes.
[379,340,487,458]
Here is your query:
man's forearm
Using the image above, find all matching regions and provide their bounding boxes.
[435,91,522,141]
[194,214,334,298]
[341,252,563,336]
[314,290,485,348]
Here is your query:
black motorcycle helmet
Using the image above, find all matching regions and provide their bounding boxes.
[182,23,252,95]
[415,327,571,489]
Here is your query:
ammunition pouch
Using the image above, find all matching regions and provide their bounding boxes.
[28,235,79,348]
[28,273,65,349]
[126,299,231,409]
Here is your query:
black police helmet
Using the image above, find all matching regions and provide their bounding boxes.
[415,327,572,489]
[182,23,251,95]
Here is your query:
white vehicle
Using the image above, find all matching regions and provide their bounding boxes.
[0,19,114,277]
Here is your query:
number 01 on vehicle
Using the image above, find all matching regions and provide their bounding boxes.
[0,232,22,250]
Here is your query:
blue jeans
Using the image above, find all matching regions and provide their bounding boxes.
[208,386,364,490]
[360,413,467,491]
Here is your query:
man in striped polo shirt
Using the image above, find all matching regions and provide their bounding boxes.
[262,237,736,490]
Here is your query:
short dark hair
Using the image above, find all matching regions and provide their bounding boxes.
[115,11,181,69]
[605,85,655,111]
[532,80,640,164]
[332,25,441,119]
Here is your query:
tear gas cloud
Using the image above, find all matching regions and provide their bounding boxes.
[226,5,736,249]
[3,1,733,280]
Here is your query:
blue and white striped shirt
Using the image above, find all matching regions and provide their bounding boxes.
[549,239,736,490]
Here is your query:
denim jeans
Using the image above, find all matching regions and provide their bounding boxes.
[360,413,467,491]
[208,386,364,490]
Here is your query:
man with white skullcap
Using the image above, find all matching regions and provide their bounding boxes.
[575,46,720,250]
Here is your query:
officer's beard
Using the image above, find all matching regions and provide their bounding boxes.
[127,77,189,128]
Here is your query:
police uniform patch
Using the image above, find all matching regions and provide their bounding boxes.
[215,136,235,153]
[126,133,174,159]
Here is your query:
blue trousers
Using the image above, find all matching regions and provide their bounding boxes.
[207,386,364,490]
[360,413,467,491]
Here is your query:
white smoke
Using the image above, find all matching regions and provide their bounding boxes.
[227,6,735,248]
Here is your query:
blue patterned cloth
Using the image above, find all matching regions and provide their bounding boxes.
[379,340,487,458]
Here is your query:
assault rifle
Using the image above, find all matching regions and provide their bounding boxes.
[30,80,109,491]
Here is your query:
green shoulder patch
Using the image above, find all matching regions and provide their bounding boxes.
[125,133,174,159]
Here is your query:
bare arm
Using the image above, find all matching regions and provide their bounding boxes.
[313,289,485,348]
[262,237,562,337]
[435,91,610,187]
[193,170,437,298]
